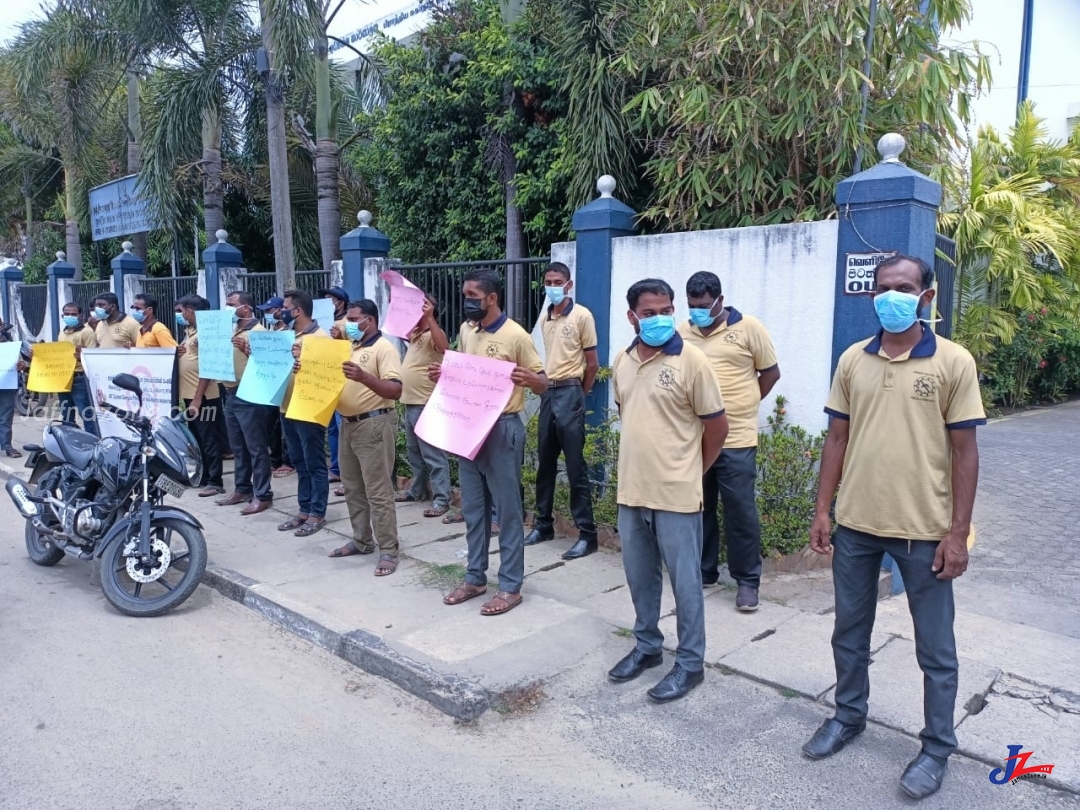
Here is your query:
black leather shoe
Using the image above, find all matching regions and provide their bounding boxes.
[900,752,948,800]
[646,664,704,703]
[801,718,866,760]
[562,537,598,560]
[608,649,663,683]
[524,528,553,546]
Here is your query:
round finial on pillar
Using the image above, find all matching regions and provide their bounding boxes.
[597,175,617,198]
[358,210,373,227]
[877,133,906,164]
[56,251,66,262]
[121,241,133,253]
[215,229,229,244]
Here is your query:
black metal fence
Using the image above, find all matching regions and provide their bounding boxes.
[238,270,331,308]
[66,280,111,318]
[395,258,550,337]
[142,276,198,342]
[19,284,47,336]
[934,233,957,339]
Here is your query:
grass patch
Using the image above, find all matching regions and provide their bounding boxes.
[612,627,634,638]
[780,687,799,699]
[492,682,547,716]
[419,562,468,591]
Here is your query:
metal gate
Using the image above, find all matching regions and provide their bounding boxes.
[934,234,957,339]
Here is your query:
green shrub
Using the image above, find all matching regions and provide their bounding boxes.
[978,310,1080,409]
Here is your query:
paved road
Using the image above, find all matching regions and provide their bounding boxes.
[1,498,1076,809]
[965,402,1080,638]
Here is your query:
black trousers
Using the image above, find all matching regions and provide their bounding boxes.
[533,384,596,538]
[225,394,274,502]
[702,446,762,587]
[183,397,224,489]
[268,409,291,468]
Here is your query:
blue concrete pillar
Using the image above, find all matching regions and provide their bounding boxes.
[0,258,23,327]
[340,210,390,302]
[202,229,243,310]
[110,240,145,310]
[831,133,942,373]
[570,175,638,427]
[47,252,77,339]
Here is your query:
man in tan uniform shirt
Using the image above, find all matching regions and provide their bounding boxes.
[175,294,224,496]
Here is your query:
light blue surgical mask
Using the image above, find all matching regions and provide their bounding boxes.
[635,313,676,347]
[174,312,187,327]
[545,285,567,306]
[130,308,146,323]
[225,305,238,323]
[93,306,108,321]
[688,307,717,328]
[264,314,277,328]
[62,315,79,329]
[873,290,923,334]
[344,321,363,341]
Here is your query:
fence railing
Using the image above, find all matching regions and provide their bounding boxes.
[67,280,111,319]
[238,270,331,308]
[395,258,550,337]
[142,275,198,342]
[934,233,957,339]
[18,283,47,337]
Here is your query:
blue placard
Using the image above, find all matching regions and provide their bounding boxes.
[236,330,296,406]
[196,311,237,382]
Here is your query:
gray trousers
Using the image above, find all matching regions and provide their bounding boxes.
[702,446,762,586]
[832,525,958,759]
[0,388,14,452]
[459,414,526,593]
[404,404,451,509]
[618,505,706,671]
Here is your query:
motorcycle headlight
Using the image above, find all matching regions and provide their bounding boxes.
[185,456,202,486]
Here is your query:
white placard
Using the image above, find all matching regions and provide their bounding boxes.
[81,348,177,439]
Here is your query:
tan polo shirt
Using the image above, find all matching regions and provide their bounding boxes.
[224,321,265,389]
[613,334,726,513]
[95,315,140,349]
[178,326,220,402]
[678,308,777,448]
[825,326,986,541]
[338,332,402,416]
[135,321,178,349]
[281,325,330,413]
[457,314,544,414]
[540,299,598,382]
[401,329,443,406]
[59,325,97,373]
[333,318,348,339]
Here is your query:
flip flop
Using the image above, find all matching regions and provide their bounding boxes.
[329,544,372,558]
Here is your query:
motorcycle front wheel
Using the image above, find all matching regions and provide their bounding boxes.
[99,518,207,617]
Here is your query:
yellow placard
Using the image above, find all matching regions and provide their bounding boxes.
[967,525,976,550]
[285,337,351,426]
[27,341,76,393]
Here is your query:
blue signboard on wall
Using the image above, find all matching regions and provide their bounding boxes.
[89,175,157,241]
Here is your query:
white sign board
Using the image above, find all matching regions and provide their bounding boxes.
[844,252,896,295]
[81,348,177,439]
[89,175,158,242]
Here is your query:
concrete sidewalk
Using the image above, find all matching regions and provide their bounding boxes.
[2,412,1077,795]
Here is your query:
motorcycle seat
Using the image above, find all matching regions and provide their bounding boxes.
[50,425,97,470]
[22,444,43,452]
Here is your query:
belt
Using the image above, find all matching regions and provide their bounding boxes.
[342,408,392,423]
[549,378,582,388]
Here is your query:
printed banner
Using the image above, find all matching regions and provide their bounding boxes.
[379,271,427,339]
[415,350,515,460]
[196,310,236,382]
[313,298,337,335]
[236,331,296,407]
[82,348,177,439]
[0,342,21,389]
[285,337,351,425]
[28,342,75,393]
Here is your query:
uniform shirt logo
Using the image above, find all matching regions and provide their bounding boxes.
[359,352,371,365]
[485,343,501,358]
[560,323,575,338]
[657,367,676,390]
[912,375,937,400]
[723,331,740,344]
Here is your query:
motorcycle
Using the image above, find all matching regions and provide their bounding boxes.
[5,373,208,617]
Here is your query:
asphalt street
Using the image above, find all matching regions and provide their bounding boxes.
[0,495,1076,810]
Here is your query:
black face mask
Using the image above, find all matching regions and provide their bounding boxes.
[280,308,296,327]
[463,298,487,322]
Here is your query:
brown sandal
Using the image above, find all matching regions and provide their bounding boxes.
[295,518,326,537]
[329,544,372,558]
[441,511,465,525]
[333,485,345,497]
[423,505,449,518]
[480,591,522,616]
[272,466,295,479]
[394,492,418,503]
[278,515,307,532]
[443,582,487,605]
[374,554,398,576]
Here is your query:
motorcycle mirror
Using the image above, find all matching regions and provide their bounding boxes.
[112,373,144,404]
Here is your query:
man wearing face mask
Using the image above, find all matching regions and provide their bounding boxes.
[432,269,547,616]
[803,255,984,801]
[327,300,404,575]
[216,290,273,513]
[90,293,140,349]
[608,278,728,703]
[320,286,351,486]
[678,271,780,609]
[174,294,226,497]
[132,293,178,348]
[525,261,600,560]
[56,302,99,436]
[256,296,294,478]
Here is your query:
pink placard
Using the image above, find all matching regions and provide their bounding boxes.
[414,350,516,460]
[379,271,427,338]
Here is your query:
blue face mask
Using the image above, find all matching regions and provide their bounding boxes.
[174,312,187,327]
[62,315,79,329]
[130,308,146,323]
[225,305,238,323]
[93,307,108,321]
[873,290,923,334]
[545,285,567,306]
[264,314,278,328]
[636,314,676,347]
[688,307,717,328]
[344,321,363,341]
